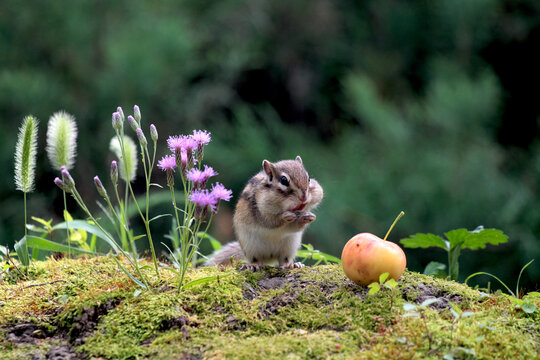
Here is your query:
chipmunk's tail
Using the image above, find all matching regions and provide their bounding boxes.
[203,241,245,266]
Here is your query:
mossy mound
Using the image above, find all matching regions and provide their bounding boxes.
[0,256,538,359]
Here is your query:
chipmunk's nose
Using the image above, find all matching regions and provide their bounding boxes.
[299,191,307,203]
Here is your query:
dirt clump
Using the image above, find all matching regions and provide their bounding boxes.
[66,298,123,345]
[6,322,53,344]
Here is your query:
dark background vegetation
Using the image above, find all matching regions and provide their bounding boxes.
[1,0,538,290]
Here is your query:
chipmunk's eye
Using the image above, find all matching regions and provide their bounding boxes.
[279,176,290,187]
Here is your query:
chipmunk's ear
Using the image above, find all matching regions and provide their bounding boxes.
[262,160,275,182]
[295,156,303,165]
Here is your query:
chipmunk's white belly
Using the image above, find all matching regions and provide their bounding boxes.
[238,225,303,264]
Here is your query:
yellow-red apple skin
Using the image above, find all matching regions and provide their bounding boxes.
[341,233,407,286]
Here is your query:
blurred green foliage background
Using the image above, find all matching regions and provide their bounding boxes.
[1,0,538,290]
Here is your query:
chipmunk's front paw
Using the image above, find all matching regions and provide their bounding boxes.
[281,211,297,223]
[298,211,316,225]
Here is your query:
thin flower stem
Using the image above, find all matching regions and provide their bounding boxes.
[194,215,213,263]
[127,180,159,277]
[140,144,159,276]
[62,189,71,259]
[113,184,128,252]
[70,186,150,289]
[24,191,28,265]
[117,131,159,277]
[123,181,130,251]
[104,195,125,241]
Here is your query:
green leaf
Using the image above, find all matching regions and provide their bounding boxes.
[503,294,523,306]
[111,256,147,290]
[182,274,230,290]
[462,229,508,250]
[302,243,314,251]
[53,220,119,253]
[444,229,469,248]
[524,292,540,299]
[368,282,380,295]
[400,233,447,250]
[297,249,341,264]
[31,216,53,230]
[149,214,172,223]
[420,298,440,307]
[25,235,97,255]
[423,261,447,277]
[385,278,398,289]
[403,303,417,311]
[131,234,147,242]
[521,303,536,314]
[14,236,30,266]
[379,272,389,284]
[197,232,222,251]
[0,245,8,257]
[444,228,508,250]
[319,253,342,264]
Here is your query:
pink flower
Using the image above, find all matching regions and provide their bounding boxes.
[210,182,233,202]
[192,130,211,146]
[192,130,211,162]
[167,135,184,153]
[189,189,219,219]
[167,135,198,170]
[189,189,216,207]
[186,168,204,186]
[187,165,218,188]
[158,155,177,172]
[168,135,197,152]
[203,165,218,178]
[181,136,198,151]
[158,155,177,187]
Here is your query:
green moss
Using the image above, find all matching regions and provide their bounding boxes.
[1,257,538,359]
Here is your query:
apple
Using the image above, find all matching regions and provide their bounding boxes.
[341,212,407,286]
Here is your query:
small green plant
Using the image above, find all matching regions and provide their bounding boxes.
[367,272,398,310]
[400,226,508,281]
[297,243,342,265]
[465,259,538,313]
[0,246,27,282]
[158,131,232,290]
[10,105,232,293]
[46,111,78,259]
[14,115,39,268]
[403,298,440,349]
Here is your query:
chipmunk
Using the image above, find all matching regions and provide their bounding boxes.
[205,156,323,270]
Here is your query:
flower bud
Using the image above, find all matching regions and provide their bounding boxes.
[110,160,118,186]
[133,105,141,125]
[117,107,125,122]
[61,166,75,189]
[112,112,123,131]
[150,124,158,143]
[136,128,147,147]
[94,176,108,199]
[128,115,138,132]
[54,177,71,193]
